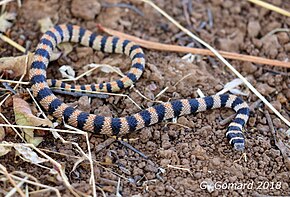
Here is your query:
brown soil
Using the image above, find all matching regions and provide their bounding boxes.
[1,0,290,196]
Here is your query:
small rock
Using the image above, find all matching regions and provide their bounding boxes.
[277,32,289,44]
[133,167,143,176]
[71,0,101,20]
[192,145,208,160]
[252,38,262,48]
[77,96,91,112]
[267,100,282,113]
[285,43,290,52]
[178,116,190,126]
[160,159,170,167]
[261,35,281,58]
[273,118,282,128]
[277,93,287,104]
[247,20,261,38]
[144,164,158,173]
[256,83,275,95]
[211,157,221,166]
[217,32,244,52]
[263,21,281,35]
[76,47,94,59]
[248,117,256,127]
[228,176,237,182]
[242,62,257,74]
[194,172,202,179]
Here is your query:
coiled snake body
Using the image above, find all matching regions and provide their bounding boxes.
[29,24,250,151]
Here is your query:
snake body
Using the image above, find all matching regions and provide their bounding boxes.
[29,24,250,151]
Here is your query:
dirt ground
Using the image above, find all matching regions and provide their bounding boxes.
[0,0,290,196]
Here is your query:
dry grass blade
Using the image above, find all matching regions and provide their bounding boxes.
[99,25,290,69]
[247,0,290,17]
[0,164,25,197]
[140,0,290,128]
[0,33,26,52]
[6,173,61,197]
[0,0,14,6]
[63,124,97,197]
[1,143,80,196]
[5,176,28,197]
[167,164,193,176]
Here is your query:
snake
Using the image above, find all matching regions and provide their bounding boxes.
[29,24,250,151]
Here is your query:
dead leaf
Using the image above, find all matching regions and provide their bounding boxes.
[0,53,33,78]
[37,17,54,33]
[13,96,53,146]
[59,65,75,79]
[0,51,61,78]
[14,144,47,164]
[0,145,11,157]
[0,12,16,32]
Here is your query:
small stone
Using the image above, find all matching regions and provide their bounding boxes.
[267,100,282,113]
[252,38,262,48]
[248,117,256,127]
[192,145,208,160]
[273,118,282,128]
[160,159,170,167]
[256,83,275,95]
[284,43,290,52]
[228,176,237,182]
[144,164,158,173]
[263,21,281,35]
[76,47,94,59]
[242,62,257,74]
[71,0,101,20]
[77,96,90,112]
[217,32,244,52]
[133,167,143,176]
[211,157,221,166]
[178,116,190,126]
[194,172,202,179]
[277,32,289,44]
[277,93,287,104]
[261,35,281,58]
[247,20,261,38]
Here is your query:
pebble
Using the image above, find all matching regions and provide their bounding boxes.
[194,172,202,179]
[256,83,275,95]
[242,62,257,74]
[277,32,289,44]
[277,93,287,104]
[284,43,290,52]
[71,0,101,20]
[267,100,281,113]
[76,47,94,59]
[247,20,261,38]
[211,157,221,166]
[261,35,280,58]
[217,32,244,52]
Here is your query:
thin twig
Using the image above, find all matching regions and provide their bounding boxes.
[98,25,290,69]
[117,140,149,159]
[0,164,25,197]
